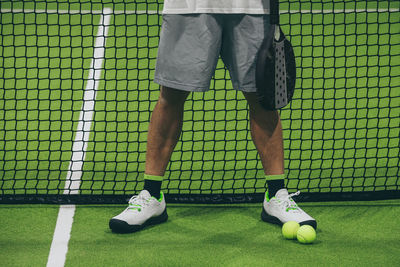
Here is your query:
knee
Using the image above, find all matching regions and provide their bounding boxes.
[159,86,190,107]
[243,92,278,117]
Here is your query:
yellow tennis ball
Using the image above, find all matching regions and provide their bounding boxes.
[282,221,300,239]
[297,225,316,244]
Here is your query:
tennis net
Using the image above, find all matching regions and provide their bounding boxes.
[0,0,399,204]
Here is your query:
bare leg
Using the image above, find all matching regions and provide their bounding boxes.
[145,86,190,176]
[243,92,285,175]
[247,91,317,227]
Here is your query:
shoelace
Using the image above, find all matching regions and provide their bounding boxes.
[127,194,150,211]
[280,191,301,212]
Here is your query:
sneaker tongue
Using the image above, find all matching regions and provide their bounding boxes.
[275,188,289,199]
[139,190,151,199]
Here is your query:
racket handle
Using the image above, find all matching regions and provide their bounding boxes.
[270,0,280,25]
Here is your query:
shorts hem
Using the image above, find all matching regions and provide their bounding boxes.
[236,87,257,93]
[154,78,210,92]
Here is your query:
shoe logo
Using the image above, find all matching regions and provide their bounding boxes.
[128,204,142,212]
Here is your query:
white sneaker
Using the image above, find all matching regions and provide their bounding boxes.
[109,190,168,233]
[262,188,317,229]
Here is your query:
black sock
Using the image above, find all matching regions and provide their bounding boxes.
[144,179,162,199]
[267,179,285,197]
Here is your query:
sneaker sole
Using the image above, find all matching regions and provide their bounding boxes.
[261,208,317,229]
[109,209,168,233]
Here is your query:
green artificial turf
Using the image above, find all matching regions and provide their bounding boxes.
[64,200,400,267]
[0,205,59,267]
[0,203,399,266]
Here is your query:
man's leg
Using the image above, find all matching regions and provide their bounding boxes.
[145,86,190,176]
[243,92,317,229]
[109,86,189,233]
[243,92,285,196]
[143,86,190,198]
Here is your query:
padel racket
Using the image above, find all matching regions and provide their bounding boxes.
[256,0,296,110]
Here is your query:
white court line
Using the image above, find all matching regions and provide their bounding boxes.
[62,7,112,194]
[46,205,76,267]
[46,8,112,267]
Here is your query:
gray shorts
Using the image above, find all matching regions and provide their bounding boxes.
[154,14,271,92]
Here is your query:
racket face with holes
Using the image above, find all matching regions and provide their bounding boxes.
[256,26,296,110]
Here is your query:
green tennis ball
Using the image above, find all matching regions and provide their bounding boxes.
[297,225,316,244]
[282,221,300,239]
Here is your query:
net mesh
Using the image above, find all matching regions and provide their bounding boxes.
[0,0,399,203]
